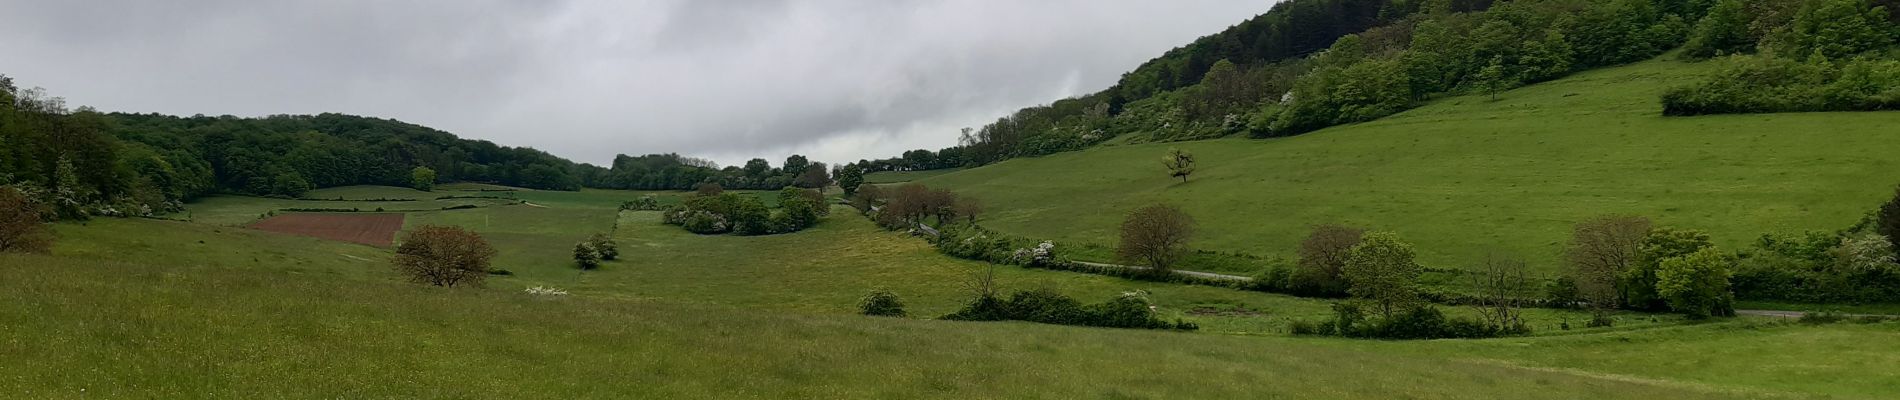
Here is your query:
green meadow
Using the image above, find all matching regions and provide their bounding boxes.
[915,58,1900,274]
[5,184,1898,398]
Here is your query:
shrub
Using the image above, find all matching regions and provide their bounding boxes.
[0,187,54,254]
[694,182,724,197]
[1655,247,1736,319]
[942,289,1195,331]
[573,242,600,270]
[1798,311,1848,325]
[588,233,619,261]
[665,193,775,235]
[779,187,829,217]
[859,290,907,317]
[618,195,662,211]
[1291,303,1526,340]
[393,225,497,287]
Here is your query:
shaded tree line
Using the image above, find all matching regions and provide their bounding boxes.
[578,153,834,192]
[1,76,588,220]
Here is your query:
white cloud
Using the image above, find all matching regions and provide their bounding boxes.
[0,0,1275,167]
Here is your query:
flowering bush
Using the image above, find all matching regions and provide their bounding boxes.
[524,286,569,296]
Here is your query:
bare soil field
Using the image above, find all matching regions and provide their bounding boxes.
[249,213,405,246]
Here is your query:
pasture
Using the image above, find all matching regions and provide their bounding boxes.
[915,58,1900,274]
[5,194,1897,397]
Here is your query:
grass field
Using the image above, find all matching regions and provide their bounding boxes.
[863,168,964,184]
[8,203,1899,397]
[914,58,1900,274]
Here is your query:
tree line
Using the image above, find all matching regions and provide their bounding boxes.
[864,0,1741,170]
[0,76,587,219]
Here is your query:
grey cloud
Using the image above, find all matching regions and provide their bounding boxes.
[0,0,1275,166]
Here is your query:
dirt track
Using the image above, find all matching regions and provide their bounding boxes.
[249,213,405,247]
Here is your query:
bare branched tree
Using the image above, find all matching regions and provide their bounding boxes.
[1473,253,1530,330]
[962,263,1001,300]
[1296,224,1364,294]
[1118,204,1195,272]
[1566,215,1651,324]
[392,225,498,287]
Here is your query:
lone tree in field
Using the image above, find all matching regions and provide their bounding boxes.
[573,242,601,270]
[1565,215,1651,325]
[1118,204,1195,273]
[0,187,53,254]
[1342,231,1421,318]
[411,166,436,192]
[1161,148,1196,183]
[1296,224,1364,296]
[393,225,497,287]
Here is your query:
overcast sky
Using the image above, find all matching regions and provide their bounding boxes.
[0,0,1274,167]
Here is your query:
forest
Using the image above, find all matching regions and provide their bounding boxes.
[0,77,586,218]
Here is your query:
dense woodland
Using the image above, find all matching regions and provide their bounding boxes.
[0,78,588,218]
[867,0,1900,171]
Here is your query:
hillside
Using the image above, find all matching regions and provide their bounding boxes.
[915,57,1900,272]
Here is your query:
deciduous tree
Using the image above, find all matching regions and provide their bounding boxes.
[1117,204,1195,272]
[1567,215,1651,323]
[393,225,497,287]
[1343,231,1422,318]
[410,166,436,192]
[1296,224,1364,296]
[1655,247,1736,319]
[1162,148,1195,183]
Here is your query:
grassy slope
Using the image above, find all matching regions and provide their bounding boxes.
[916,58,1900,273]
[8,252,1822,400]
[863,168,965,184]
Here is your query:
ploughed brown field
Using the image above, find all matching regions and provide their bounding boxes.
[248,213,405,246]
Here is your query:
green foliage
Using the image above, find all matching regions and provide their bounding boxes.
[1663,55,1900,115]
[1343,231,1423,318]
[1682,0,1754,58]
[1290,303,1525,339]
[589,233,619,261]
[410,166,435,192]
[858,289,907,317]
[1880,185,1900,258]
[835,164,865,196]
[1776,0,1896,59]
[942,289,1197,331]
[1627,228,1715,311]
[573,242,601,270]
[618,195,663,211]
[665,192,818,236]
[1161,148,1196,182]
[1655,248,1736,319]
